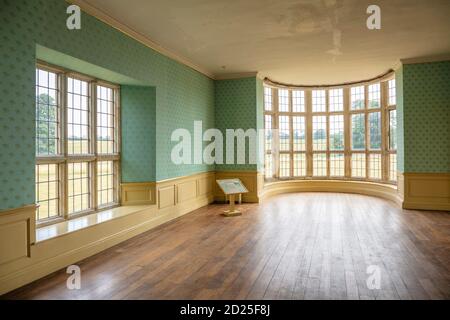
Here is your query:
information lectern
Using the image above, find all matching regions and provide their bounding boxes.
[216,179,249,217]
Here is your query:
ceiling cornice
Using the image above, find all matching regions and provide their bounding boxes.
[214,72,260,80]
[264,69,395,89]
[401,53,450,65]
[68,0,216,79]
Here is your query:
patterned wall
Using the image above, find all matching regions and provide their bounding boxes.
[395,67,405,173]
[215,77,259,171]
[0,0,214,210]
[121,86,156,182]
[402,61,450,173]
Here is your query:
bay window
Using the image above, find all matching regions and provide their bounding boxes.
[264,77,397,184]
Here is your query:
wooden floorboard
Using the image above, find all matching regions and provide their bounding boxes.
[2,193,450,300]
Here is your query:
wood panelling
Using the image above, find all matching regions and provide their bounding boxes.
[401,173,450,211]
[0,205,35,267]
[197,176,214,197]
[158,186,175,209]
[121,182,156,205]
[3,193,449,300]
[177,180,197,203]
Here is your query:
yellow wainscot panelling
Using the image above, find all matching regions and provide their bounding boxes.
[0,205,36,266]
[402,173,450,211]
[177,180,197,203]
[158,185,176,209]
[121,182,156,206]
[197,176,214,197]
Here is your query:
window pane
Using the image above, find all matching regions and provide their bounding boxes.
[329,88,343,112]
[313,116,327,151]
[293,154,306,177]
[97,85,116,154]
[390,154,397,181]
[351,114,365,150]
[313,153,327,176]
[264,87,272,111]
[351,86,365,110]
[293,116,306,151]
[369,154,382,179]
[68,162,91,214]
[330,153,344,177]
[312,90,326,112]
[279,115,290,151]
[279,154,290,178]
[389,110,397,150]
[68,77,90,155]
[265,154,273,178]
[351,154,366,178]
[97,161,115,206]
[329,115,344,150]
[36,164,59,221]
[36,68,59,155]
[292,90,305,112]
[369,112,381,150]
[368,83,380,109]
[278,89,289,112]
[264,115,272,152]
[388,79,396,106]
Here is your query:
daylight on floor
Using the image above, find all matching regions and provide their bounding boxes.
[0,0,449,313]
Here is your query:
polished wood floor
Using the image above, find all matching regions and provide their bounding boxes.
[3,193,450,300]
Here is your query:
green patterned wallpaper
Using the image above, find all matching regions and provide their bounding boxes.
[0,0,214,210]
[395,67,405,173]
[215,77,260,171]
[402,61,450,173]
[121,86,156,182]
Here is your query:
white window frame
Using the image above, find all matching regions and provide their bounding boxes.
[264,77,397,185]
[36,61,121,226]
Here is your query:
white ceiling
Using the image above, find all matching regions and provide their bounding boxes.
[81,0,450,85]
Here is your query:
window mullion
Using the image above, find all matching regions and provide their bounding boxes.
[343,87,351,179]
[273,89,280,178]
[381,81,389,182]
[364,85,370,179]
[305,90,313,177]
[325,90,330,177]
[289,91,294,177]
[91,82,98,210]
[61,72,69,220]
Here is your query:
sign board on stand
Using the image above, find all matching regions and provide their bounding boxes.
[216,179,249,217]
